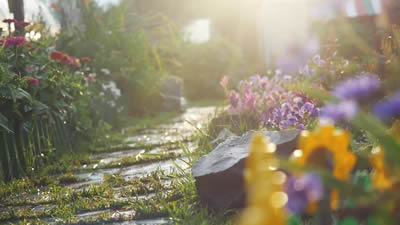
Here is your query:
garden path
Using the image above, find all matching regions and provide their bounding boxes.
[0,106,216,224]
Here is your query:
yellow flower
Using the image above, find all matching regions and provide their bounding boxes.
[239,133,287,225]
[291,125,357,210]
[295,125,356,181]
[369,120,400,191]
[370,147,392,191]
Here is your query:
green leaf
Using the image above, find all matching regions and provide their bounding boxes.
[368,217,379,225]
[287,215,302,225]
[15,88,32,102]
[24,105,33,112]
[60,90,73,99]
[353,170,371,190]
[0,112,13,133]
[32,101,49,116]
[8,85,16,102]
[338,217,358,225]
[2,86,32,102]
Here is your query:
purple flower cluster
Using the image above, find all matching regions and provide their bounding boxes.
[226,75,319,130]
[333,73,381,101]
[320,101,359,123]
[320,73,381,123]
[262,94,319,130]
[285,173,324,214]
[374,92,400,120]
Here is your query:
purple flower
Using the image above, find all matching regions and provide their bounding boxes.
[300,102,315,115]
[285,173,323,213]
[320,100,358,123]
[312,54,326,66]
[374,92,400,120]
[225,75,319,130]
[333,73,381,101]
[279,120,292,129]
[249,74,261,84]
[299,64,315,77]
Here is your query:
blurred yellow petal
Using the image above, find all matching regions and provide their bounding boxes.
[370,147,392,191]
[239,133,286,225]
[330,191,340,210]
[368,118,400,192]
[306,200,319,214]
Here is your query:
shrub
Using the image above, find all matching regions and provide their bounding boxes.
[0,19,100,181]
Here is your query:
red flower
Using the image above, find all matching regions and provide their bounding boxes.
[24,76,39,86]
[27,43,36,51]
[60,55,73,65]
[50,50,66,61]
[80,57,92,63]
[3,19,16,23]
[50,51,81,68]
[27,66,34,71]
[63,57,80,68]
[0,37,26,47]
[15,21,30,27]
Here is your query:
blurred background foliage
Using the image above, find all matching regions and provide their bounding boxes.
[56,0,260,104]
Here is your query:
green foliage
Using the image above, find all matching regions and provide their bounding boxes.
[0,23,103,181]
[176,38,245,100]
[56,0,177,115]
[337,217,358,225]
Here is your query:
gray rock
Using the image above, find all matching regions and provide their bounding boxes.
[161,76,184,112]
[192,130,300,210]
[210,128,238,147]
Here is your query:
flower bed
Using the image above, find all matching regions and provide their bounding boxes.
[0,19,108,181]
[216,53,400,224]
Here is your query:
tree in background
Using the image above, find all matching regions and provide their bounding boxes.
[7,0,25,31]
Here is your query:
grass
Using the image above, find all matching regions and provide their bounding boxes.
[0,103,242,224]
[0,130,235,225]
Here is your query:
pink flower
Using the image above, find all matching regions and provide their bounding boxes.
[219,75,229,89]
[3,19,16,23]
[0,37,26,47]
[24,76,39,86]
[15,21,30,27]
